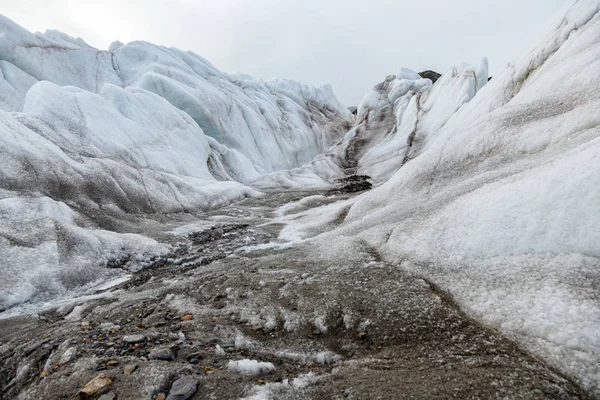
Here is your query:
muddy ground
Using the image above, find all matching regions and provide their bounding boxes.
[0,190,593,399]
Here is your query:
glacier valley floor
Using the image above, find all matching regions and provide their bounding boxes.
[0,190,592,399]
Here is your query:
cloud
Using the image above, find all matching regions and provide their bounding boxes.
[0,0,566,104]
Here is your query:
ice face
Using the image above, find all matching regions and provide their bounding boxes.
[0,14,351,310]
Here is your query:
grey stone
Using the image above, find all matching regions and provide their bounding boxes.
[166,376,198,400]
[149,347,175,361]
[122,335,145,344]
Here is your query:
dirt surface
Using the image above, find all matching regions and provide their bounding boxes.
[0,191,593,400]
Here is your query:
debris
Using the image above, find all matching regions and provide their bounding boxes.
[78,373,112,397]
[122,335,146,344]
[166,376,198,400]
[251,323,263,332]
[149,347,176,361]
[60,348,77,364]
[124,363,138,375]
[181,314,193,321]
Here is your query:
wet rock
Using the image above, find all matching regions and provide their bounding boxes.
[418,70,441,83]
[122,334,146,344]
[149,347,176,361]
[181,314,193,321]
[334,175,372,193]
[124,363,138,375]
[78,373,112,397]
[186,352,202,360]
[166,376,198,400]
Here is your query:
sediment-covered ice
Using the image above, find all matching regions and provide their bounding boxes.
[299,0,600,393]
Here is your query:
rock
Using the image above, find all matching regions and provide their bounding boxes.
[189,358,200,364]
[251,323,263,332]
[122,335,146,344]
[23,339,50,356]
[98,392,117,400]
[181,314,193,321]
[149,347,176,361]
[78,373,112,397]
[418,70,441,83]
[60,347,77,364]
[166,376,198,400]
[124,363,138,375]
[155,394,166,400]
[186,352,202,360]
[341,175,372,193]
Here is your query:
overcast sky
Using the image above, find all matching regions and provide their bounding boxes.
[1,0,566,105]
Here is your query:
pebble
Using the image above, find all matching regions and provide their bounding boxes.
[59,347,77,364]
[149,347,175,361]
[181,314,193,321]
[123,335,146,344]
[166,376,198,400]
[124,363,138,375]
[251,323,263,332]
[78,373,112,397]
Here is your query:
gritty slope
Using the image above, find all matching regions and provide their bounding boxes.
[0,192,591,399]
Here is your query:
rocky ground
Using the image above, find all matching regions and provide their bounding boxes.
[0,189,593,400]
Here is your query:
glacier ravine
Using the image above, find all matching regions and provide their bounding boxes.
[0,0,599,398]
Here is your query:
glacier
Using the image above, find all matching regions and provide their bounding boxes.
[0,0,600,395]
[0,13,352,311]
[281,0,600,393]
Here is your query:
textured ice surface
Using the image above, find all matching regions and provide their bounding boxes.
[0,15,351,309]
[306,0,600,393]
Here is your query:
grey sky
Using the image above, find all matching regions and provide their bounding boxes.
[1,0,566,105]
